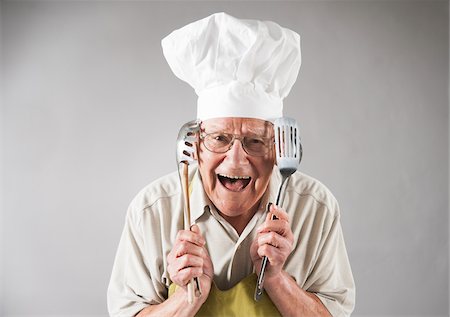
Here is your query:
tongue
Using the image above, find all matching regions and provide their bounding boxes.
[220,177,248,192]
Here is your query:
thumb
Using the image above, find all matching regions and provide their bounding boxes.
[190,223,200,234]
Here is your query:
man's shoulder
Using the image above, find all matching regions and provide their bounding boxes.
[129,170,181,212]
[288,171,340,217]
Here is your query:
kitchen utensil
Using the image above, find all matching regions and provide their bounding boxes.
[176,119,201,303]
[254,117,302,301]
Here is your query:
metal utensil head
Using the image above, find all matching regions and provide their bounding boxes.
[176,120,201,165]
[274,117,302,176]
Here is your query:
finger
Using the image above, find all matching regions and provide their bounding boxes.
[177,253,204,270]
[168,254,204,279]
[201,249,214,279]
[257,244,285,266]
[258,217,288,232]
[168,252,202,270]
[257,219,291,239]
[173,266,204,286]
[190,224,200,234]
[175,229,205,247]
[167,238,205,269]
[269,204,289,221]
[258,231,292,251]
[260,204,289,230]
[265,206,274,221]
[191,224,215,278]
[173,240,206,258]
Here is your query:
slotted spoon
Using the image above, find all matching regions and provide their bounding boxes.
[254,117,302,301]
[176,119,201,303]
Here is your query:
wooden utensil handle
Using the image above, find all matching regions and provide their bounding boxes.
[181,163,195,303]
[182,163,191,229]
[182,163,202,302]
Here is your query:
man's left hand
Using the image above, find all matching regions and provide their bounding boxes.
[250,204,294,279]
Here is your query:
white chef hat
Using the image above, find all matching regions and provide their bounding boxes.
[161,12,301,121]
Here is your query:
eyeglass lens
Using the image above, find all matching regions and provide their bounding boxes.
[203,133,271,156]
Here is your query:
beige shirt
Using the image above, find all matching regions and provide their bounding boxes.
[107,167,355,316]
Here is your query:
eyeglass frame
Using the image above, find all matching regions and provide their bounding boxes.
[199,131,275,157]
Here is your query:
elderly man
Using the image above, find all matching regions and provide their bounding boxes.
[107,12,355,317]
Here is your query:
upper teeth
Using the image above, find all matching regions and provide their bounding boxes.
[219,174,250,180]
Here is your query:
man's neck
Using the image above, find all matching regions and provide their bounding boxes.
[218,204,260,236]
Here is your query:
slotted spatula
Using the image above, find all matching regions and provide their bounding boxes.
[176,119,201,303]
[254,117,302,301]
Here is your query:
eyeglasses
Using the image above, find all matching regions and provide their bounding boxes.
[200,132,274,157]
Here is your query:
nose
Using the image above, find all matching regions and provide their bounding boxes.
[225,138,249,164]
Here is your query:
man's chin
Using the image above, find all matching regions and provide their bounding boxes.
[211,193,254,214]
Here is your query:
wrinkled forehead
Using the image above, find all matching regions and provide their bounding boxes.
[201,117,274,136]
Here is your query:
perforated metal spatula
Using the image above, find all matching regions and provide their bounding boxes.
[176,119,201,304]
[254,117,302,301]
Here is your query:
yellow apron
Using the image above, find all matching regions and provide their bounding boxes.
[169,274,281,317]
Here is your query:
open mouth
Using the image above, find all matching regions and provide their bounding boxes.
[217,174,251,192]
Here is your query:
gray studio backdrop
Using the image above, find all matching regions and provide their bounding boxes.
[1,1,448,316]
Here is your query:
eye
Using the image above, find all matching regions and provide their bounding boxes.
[210,133,232,145]
[214,134,227,141]
[246,137,265,145]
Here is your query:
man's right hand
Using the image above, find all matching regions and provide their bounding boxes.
[136,225,213,317]
[167,224,213,302]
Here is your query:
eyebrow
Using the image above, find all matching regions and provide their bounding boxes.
[202,126,272,138]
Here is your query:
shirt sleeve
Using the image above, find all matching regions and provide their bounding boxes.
[107,203,167,316]
[305,211,356,317]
